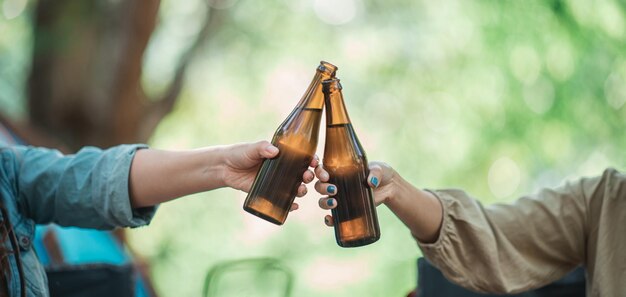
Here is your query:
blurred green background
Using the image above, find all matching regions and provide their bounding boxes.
[2,0,626,296]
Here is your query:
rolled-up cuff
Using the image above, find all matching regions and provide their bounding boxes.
[101,144,156,228]
[416,189,452,252]
[415,189,470,285]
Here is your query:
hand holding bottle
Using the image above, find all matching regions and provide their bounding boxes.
[314,161,445,244]
[221,140,318,211]
[129,140,317,212]
[314,161,396,223]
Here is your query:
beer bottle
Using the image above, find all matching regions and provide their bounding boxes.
[322,78,380,247]
[244,61,338,225]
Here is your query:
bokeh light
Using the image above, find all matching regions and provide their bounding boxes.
[488,156,521,199]
[2,0,27,20]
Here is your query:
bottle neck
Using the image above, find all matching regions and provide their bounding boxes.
[296,72,325,110]
[296,63,337,110]
[278,63,336,137]
[323,79,351,126]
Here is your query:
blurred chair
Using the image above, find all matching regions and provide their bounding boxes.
[415,257,585,297]
[203,258,294,297]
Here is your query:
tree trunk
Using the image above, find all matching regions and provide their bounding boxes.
[27,0,219,151]
[28,0,154,149]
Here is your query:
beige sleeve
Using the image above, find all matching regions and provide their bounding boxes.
[417,169,614,294]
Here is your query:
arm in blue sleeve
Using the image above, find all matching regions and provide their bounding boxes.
[9,144,156,229]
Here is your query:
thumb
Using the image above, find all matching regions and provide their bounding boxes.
[367,161,395,189]
[252,140,279,160]
[368,164,384,188]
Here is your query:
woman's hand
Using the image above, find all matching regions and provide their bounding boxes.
[313,160,443,243]
[220,140,317,210]
[314,161,398,226]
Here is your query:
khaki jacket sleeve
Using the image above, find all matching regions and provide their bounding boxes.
[417,169,620,293]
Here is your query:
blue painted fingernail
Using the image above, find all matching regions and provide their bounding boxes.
[327,199,334,207]
[371,177,379,187]
[327,185,336,194]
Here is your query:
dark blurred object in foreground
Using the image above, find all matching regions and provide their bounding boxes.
[416,258,585,297]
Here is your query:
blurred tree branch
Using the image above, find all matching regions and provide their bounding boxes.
[140,2,223,142]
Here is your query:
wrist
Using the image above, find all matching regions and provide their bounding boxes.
[383,178,443,243]
[383,173,412,206]
[199,146,228,190]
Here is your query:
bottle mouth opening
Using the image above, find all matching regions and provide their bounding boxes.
[322,78,342,91]
[318,61,338,76]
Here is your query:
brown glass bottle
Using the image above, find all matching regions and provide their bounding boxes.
[243,61,338,225]
[322,78,380,247]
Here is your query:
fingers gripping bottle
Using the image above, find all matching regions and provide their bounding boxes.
[322,78,380,247]
[244,61,338,225]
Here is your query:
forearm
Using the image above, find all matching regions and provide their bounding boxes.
[384,175,443,243]
[129,147,226,208]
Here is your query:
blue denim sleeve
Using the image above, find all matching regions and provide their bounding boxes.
[9,144,156,229]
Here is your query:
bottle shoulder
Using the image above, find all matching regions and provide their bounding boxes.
[323,153,368,171]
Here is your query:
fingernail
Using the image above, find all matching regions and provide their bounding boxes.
[326,199,334,207]
[371,177,379,188]
[266,145,279,154]
[324,217,329,224]
[322,173,329,180]
[327,185,336,194]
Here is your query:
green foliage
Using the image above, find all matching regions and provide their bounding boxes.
[0,0,32,118]
[2,0,626,296]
